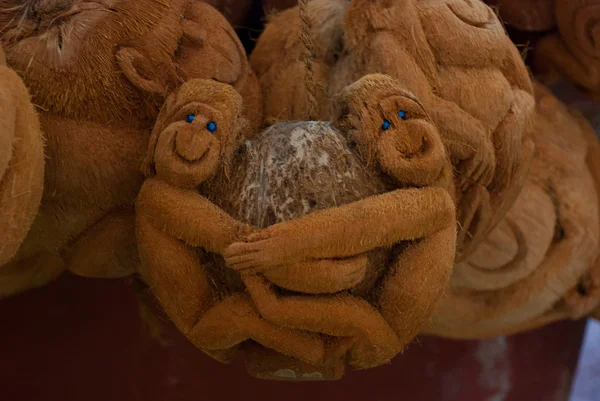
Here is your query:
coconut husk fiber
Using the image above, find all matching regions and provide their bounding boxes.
[0,1,262,297]
[0,44,51,296]
[136,74,456,380]
[532,0,600,96]
[485,0,556,31]
[251,0,536,262]
[424,81,600,338]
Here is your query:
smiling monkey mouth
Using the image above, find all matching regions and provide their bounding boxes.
[172,138,209,165]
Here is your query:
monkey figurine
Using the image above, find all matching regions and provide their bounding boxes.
[135,78,328,365]
[224,74,457,369]
[251,0,536,261]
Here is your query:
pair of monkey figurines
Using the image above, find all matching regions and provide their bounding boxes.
[0,0,457,379]
[135,73,458,379]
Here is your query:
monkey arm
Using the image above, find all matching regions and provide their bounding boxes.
[136,178,251,255]
[224,187,455,271]
[489,89,535,194]
[0,66,45,266]
[428,96,496,191]
[500,44,535,95]
[136,214,326,365]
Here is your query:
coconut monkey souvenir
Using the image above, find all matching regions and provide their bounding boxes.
[0,0,261,297]
[427,81,600,337]
[252,0,600,338]
[252,0,536,262]
[136,74,457,379]
[486,0,600,97]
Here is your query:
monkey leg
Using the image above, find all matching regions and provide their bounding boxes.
[263,255,369,294]
[378,226,456,349]
[136,216,325,365]
[65,208,138,278]
[137,178,252,255]
[243,275,402,369]
[0,66,45,266]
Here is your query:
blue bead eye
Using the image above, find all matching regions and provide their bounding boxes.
[398,110,407,120]
[186,114,195,123]
[382,119,391,130]
[206,121,217,133]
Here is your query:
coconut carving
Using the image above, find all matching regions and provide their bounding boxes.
[485,0,556,31]
[532,0,600,96]
[0,0,262,297]
[251,0,600,338]
[484,0,600,96]
[426,81,600,337]
[135,74,456,379]
[251,0,536,262]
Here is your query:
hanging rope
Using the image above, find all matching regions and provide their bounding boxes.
[299,0,319,120]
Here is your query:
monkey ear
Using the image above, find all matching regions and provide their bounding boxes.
[116,47,167,95]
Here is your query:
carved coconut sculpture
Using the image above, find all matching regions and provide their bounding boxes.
[486,0,600,97]
[136,75,456,380]
[248,0,600,343]
[251,0,536,262]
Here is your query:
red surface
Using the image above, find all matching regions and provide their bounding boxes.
[0,273,586,401]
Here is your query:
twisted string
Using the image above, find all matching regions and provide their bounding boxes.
[299,0,319,120]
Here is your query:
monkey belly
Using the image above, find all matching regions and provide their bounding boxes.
[213,121,393,296]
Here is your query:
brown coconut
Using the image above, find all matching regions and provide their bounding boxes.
[209,121,394,380]
[211,121,392,297]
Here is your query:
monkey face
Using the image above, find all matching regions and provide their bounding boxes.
[153,102,227,189]
[144,78,246,189]
[339,82,446,188]
[1,0,171,121]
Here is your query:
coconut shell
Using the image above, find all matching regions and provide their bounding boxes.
[208,121,405,380]
[211,121,391,296]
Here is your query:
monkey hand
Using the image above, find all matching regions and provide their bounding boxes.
[223,224,303,273]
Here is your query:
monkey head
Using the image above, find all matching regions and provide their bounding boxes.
[0,0,185,123]
[334,74,447,188]
[142,79,249,189]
